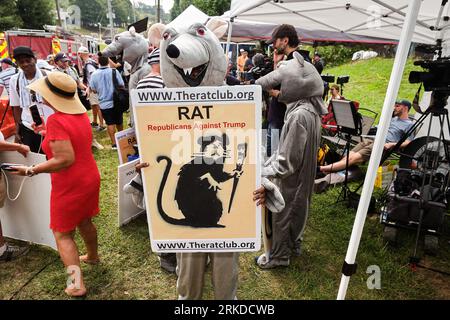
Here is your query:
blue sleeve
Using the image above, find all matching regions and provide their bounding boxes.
[90,74,97,91]
[116,71,124,86]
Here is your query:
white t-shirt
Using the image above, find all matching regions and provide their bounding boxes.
[9,71,54,130]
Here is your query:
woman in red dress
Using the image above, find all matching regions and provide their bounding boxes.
[13,72,100,297]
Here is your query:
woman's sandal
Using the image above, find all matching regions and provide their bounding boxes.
[79,254,100,265]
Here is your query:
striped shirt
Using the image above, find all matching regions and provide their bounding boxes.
[136,74,165,90]
[148,48,160,65]
[0,67,18,95]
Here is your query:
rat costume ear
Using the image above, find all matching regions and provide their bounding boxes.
[205,18,228,39]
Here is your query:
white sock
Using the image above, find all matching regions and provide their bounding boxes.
[0,244,6,255]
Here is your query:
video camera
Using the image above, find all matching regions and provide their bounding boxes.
[409,57,450,93]
[250,53,273,80]
[321,74,335,83]
[337,75,350,85]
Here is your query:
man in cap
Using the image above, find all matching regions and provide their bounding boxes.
[46,54,55,67]
[0,58,18,97]
[265,24,307,156]
[9,46,54,152]
[315,99,414,192]
[54,52,87,91]
[78,46,104,131]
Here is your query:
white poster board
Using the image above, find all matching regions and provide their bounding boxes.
[115,128,138,164]
[0,152,56,250]
[118,159,145,226]
[132,85,262,253]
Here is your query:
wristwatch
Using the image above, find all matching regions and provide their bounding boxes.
[26,166,37,177]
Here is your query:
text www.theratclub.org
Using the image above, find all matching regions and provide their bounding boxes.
[137,89,255,103]
[156,240,256,251]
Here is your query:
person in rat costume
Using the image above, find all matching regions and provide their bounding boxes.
[157,18,284,299]
[101,27,151,127]
[255,51,327,269]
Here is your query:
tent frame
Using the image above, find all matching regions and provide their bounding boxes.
[224,0,442,300]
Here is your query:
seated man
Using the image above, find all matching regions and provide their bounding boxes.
[315,99,414,193]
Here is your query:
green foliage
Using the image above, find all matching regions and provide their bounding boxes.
[16,0,55,29]
[0,0,23,30]
[325,57,419,120]
[301,44,369,68]
[170,0,231,20]
[135,1,170,24]
[68,0,134,29]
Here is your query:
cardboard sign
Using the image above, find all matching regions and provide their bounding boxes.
[132,85,262,253]
[115,128,138,164]
[0,152,56,249]
[118,159,146,226]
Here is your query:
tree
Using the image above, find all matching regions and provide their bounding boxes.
[170,0,231,20]
[112,0,133,27]
[16,0,55,29]
[69,0,106,29]
[0,0,23,30]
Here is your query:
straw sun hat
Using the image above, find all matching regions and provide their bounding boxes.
[27,72,86,114]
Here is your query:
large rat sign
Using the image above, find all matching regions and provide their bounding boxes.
[132,85,262,253]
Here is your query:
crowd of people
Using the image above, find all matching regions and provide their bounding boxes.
[0,21,416,299]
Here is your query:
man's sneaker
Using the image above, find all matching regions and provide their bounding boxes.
[0,244,30,263]
[314,179,329,194]
[256,256,290,269]
[111,144,118,150]
[92,139,104,150]
[91,122,99,128]
[96,126,106,132]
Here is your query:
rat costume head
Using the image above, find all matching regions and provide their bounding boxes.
[101,27,148,74]
[160,19,228,87]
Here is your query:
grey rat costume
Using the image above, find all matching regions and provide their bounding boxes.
[160,18,284,299]
[160,19,237,300]
[101,27,151,127]
[256,51,327,268]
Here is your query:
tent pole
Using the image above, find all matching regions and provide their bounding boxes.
[336,0,422,300]
[225,19,233,65]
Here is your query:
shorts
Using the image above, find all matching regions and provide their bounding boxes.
[101,107,123,126]
[89,92,100,106]
[351,139,374,162]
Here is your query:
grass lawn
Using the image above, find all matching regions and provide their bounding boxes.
[1,58,450,300]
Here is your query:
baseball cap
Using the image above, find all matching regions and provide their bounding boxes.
[266,24,299,45]
[77,46,89,54]
[0,58,14,66]
[396,99,412,110]
[54,52,70,62]
[239,48,244,53]
[12,46,35,59]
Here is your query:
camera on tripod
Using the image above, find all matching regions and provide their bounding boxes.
[321,74,335,83]
[409,57,450,93]
[337,75,350,85]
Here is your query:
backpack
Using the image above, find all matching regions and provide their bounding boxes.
[82,60,98,85]
[112,69,129,113]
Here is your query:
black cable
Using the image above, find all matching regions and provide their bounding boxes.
[8,257,59,300]
[415,263,450,277]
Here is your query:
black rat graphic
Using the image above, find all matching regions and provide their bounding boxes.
[157,134,243,228]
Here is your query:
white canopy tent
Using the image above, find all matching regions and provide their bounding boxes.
[224,0,449,44]
[222,0,450,300]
